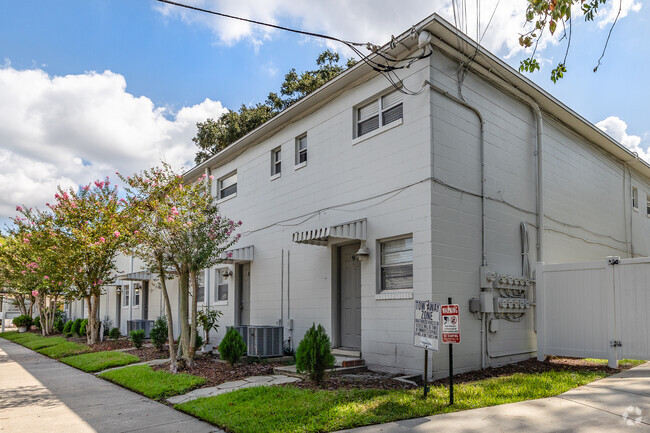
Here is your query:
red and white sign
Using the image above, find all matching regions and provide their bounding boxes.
[441,304,461,344]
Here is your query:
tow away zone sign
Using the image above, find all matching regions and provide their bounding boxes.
[442,304,461,344]
[414,300,440,351]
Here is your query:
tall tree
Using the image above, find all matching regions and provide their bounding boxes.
[193,50,355,164]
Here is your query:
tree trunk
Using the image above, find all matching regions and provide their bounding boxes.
[178,265,190,363]
[15,295,27,316]
[86,293,100,345]
[189,269,198,364]
[28,295,35,317]
[157,257,177,373]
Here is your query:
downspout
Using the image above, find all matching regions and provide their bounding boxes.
[129,256,134,322]
[425,80,487,369]
[280,249,284,326]
[205,167,212,308]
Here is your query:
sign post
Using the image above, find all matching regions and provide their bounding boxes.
[442,299,460,405]
[414,300,441,398]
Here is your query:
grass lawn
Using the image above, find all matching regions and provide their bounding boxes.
[61,351,140,373]
[37,341,92,358]
[584,358,646,368]
[22,336,68,350]
[99,364,207,400]
[176,369,611,433]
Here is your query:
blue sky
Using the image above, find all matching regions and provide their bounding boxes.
[0,0,647,219]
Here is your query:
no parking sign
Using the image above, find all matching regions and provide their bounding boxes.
[441,304,460,344]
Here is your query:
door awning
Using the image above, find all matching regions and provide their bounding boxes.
[221,245,254,263]
[116,271,151,281]
[292,219,367,246]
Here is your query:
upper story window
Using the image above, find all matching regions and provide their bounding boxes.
[646,194,650,217]
[380,236,413,291]
[215,269,228,301]
[271,147,281,177]
[632,186,638,210]
[357,90,403,137]
[197,272,205,303]
[296,134,307,166]
[219,172,237,200]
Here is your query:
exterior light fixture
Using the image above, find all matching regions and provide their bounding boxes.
[355,243,370,261]
[116,287,122,295]
[222,268,233,279]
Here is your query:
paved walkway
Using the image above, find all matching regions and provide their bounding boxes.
[167,374,300,404]
[0,338,220,433]
[339,362,650,433]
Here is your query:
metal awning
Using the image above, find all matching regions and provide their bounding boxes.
[292,218,367,246]
[221,245,254,263]
[116,271,151,281]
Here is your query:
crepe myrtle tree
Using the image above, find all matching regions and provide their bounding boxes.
[0,232,38,318]
[120,163,242,368]
[48,179,132,344]
[6,208,73,335]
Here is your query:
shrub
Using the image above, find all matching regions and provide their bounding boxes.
[71,318,83,336]
[33,316,41,329]
[102,316,113,336]
[219,327,247,367]
[109,327,121,340]
[150,316,168,351]
[195,332,203,350]
[55,318,65,333]
[79,319,88,337]
[12,314,33,328]
[130,329,146,349]
[63,320,73,334]
[65,333,73,338]
[295,323,335,385]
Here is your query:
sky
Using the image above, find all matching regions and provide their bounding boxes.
[0,0,647,222]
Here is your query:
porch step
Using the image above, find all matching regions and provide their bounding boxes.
[331,348,365,368]
[331,348,361,358]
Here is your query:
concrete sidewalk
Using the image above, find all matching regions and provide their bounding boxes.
[0,338,220,433]
[340,362,650,433]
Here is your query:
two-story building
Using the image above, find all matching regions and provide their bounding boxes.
[68,13,650,377]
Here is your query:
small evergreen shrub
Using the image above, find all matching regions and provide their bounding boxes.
[219,327,247,366]
[79,319,88,337]
[150,316,168,351]
[63,320,73,334]
[12,314,33,328]
[195,332,203,350]
[295,323,335,385]
[130,329,146,349]
[71,318,83,336]
[55,318,65,333]
[33,316,41,329]
[65,332,73,338]
[109,327,121,340]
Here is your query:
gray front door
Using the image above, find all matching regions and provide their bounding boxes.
[340,244,361,349]
[238,263,251,326]
[142,282,149,320]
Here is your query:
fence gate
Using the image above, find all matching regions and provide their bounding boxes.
[537,257,650,367]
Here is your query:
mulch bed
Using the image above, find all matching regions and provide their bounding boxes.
[288,357,637,391]
[153,356,284,387]
[90,339,134,351]
[126,346,170,362]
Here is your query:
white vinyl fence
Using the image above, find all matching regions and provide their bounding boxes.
[537,257,650,367]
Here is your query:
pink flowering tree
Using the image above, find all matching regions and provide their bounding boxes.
[0,232,38,318]
[121,162,241,368]
[48,179,132,344]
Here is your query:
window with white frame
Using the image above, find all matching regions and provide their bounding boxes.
[271,147,281,176]
[295,134,307,165]
[646,194,650,217]
[215,269,228,301]
[380,236,413,291]
[219,172,237,199]
[133,284,140,307]
[632,186,638,210]
[197,272,205,303]
[123,285,130,307]
[356,90,403,137]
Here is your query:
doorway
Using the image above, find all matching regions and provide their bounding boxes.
[237,263,251,326]
[115,290,121,331]
[338,243,361,349]
[142,281,149,320]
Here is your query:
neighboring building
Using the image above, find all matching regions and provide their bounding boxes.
[68,14,650,377]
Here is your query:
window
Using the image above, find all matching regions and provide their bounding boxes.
[632,186,638,210]
[357,90,403,137]
[295,134,307,165]
[133,284,140,307]
[215,269,228,301]
[219,172,237,199]
[197,272,205,303]
[271,147,281,176]
[646,194,650,217]
[123,286,129,307]
[380,236,413,291]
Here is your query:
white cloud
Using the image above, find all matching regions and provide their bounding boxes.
[0,66,227,220]
[597,0,642,29]
[596,116,650,162]
[154,0,641,61]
